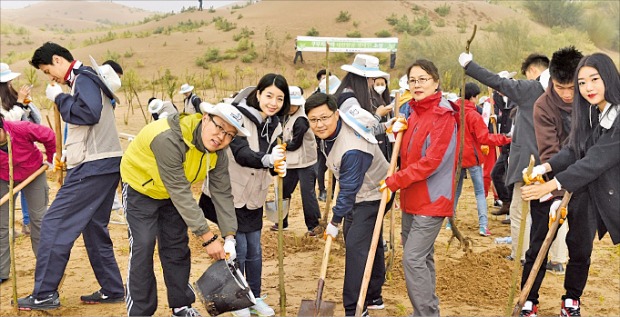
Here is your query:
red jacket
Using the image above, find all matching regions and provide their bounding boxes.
[385,92,458,217]
[460,99,511,168]
[0,120,56,182]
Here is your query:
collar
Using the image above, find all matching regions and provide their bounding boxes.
[64,60,82,86]
[410,91,443,114]
[193,120,208,152]
[599,103,617,130]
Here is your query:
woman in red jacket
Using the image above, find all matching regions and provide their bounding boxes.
[0,114,55,284]
[384,59,458,316]
[450,83,511,236]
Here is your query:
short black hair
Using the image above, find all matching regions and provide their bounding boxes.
[103,60,124,76]
[304,92,337,115]
[520,53,549,76]
[148,97,156,104]
[549,46,583,84]
[30,42,74,69]
[316,69,331,81]
[465,82,481,100]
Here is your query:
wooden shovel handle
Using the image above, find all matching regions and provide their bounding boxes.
[512,193,573,316]
[355,131,404,316]
[0,165,49,206]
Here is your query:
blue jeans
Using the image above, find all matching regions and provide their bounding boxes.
[236,230,262,297]
[454,165,488,228]
[21,193,30,225]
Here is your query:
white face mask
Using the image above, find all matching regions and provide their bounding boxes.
[374,85,386,95]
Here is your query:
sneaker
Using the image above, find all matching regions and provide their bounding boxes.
[546,261,565,275]
[445,222,452,230]
[494,199,503,207]
[231,308,251,317]
[367,297,385,310]
[479,226,491,237]
[306,230,317,237]
[318,190,327,202]
[22,224,31,235]
[501,218,511,225]
[16,292,60,310]
[561,298,581,317]
[250,297,275,317]
[519,300,538,317]
[80,289,124,304]
[172,306,202,317]
[269,224,288,231]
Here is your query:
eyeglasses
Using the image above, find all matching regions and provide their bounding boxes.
[408,77,432,85]
[208,115,237,141]
[308,111,336,125]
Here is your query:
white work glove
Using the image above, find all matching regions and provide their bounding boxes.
[274,160,287,178]
[458,52,473,68]
[223,238,236,261]
[386,117,408,134]
[44,160,54,170]
[522,164,546,183]
[323,222,339,240]
[46,83,63,102]
[52,151,66,171]
[268,144,286,166]
[548,199,567,228]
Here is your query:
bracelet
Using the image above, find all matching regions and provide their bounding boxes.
[201,234,218,247]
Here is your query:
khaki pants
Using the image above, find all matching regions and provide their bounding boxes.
[510,182,569,263]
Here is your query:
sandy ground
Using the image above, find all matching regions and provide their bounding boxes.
[1,104,619,317]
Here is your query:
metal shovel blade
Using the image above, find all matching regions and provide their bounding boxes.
[298,299,336,317]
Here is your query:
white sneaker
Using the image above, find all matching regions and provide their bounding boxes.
[231,308,251,317]
[250,297,275,317]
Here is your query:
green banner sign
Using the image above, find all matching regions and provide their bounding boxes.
[295,36,398,53]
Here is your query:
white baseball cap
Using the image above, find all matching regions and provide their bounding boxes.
[201,102,251,137]
[289,86,305,106]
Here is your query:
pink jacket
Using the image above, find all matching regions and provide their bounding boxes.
[1,120,56,182]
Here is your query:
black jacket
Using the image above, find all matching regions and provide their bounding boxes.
[548,113,620,244]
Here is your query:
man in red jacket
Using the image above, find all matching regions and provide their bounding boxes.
[450,83,511,236]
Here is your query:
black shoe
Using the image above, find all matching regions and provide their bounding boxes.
[501,218,511,225]
[16,292,60,310]
[80,289,124,304]
[318,190,327,202]
[367,297,385,310]
[269,224,288,231]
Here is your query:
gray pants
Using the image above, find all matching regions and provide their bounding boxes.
[0,173,49,279]
[401,212,444,317]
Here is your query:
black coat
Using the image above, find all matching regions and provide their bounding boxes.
[549,113,620,244]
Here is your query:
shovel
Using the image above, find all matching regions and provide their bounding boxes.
[298,235,336,317]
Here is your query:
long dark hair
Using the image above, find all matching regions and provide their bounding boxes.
[372,77,391,107]
[569,53,620,158]
[246,73,290,117]
[0,82,18,111]
[334,72,372,111]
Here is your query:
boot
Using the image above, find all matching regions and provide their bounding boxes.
[22,224,31,235]
[492,201,510,216]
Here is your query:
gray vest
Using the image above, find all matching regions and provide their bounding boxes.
[227,114,282,209]
[283,107,317,169]
[65,75,122,169]
[326,121,388,203]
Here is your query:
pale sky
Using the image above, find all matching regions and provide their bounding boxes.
[0,0,237,13]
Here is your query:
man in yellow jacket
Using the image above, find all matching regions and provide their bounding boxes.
[121,103,250,317]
